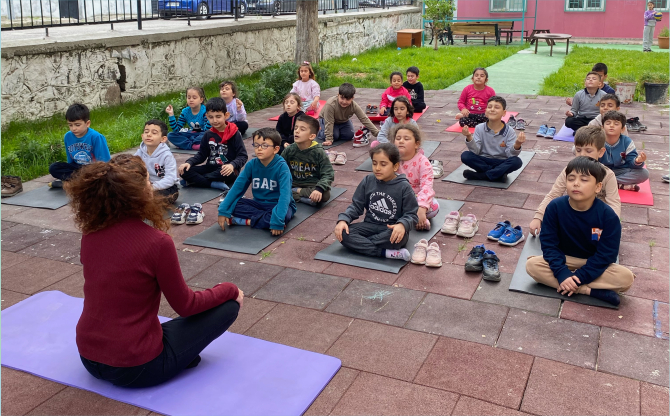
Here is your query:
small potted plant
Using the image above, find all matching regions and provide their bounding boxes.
[659,27,670,49]
[639,72,670,104]
[610,73,638,104]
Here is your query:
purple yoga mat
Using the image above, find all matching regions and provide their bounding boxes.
[552,125,575,142]
[1,291,341,416]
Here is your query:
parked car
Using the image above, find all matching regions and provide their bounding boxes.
[157,0,247,18]
[246,0,351,15]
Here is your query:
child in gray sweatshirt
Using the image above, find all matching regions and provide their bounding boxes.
[134,119,179,203]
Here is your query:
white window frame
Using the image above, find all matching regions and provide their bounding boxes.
[565,0,605,12]
[650,0,669,12]
[489,0,526,12]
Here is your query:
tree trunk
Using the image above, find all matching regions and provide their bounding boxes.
[433,26,438,50]
[295,0,320,64]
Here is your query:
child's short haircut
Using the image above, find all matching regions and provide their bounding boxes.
[145,119,168,137]
[338,83,356,99]
[586,71,602,80]
[600,93,620,107]
[206,97,228,113]
[472,67,489,79]
[574,125,606,149]
[283,92,303,109]
[602,110,627,127]
[66,103,90,122]
[565,156,606,184]
[389,96,414,118]
[406,66,420,76]
[369,142,400,165]
[253,127,282,148]
[219,81,238,97]
[488,95,507,110]
[391,123,422,146]
[296,114,320,135]
[187,86,206,101]
[297,61,316,80]
[390,71,403,82]
[592,63,608,75]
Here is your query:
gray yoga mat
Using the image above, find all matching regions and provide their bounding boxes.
[173,185,224,207]
[509,233,618,309]
[171,128,260,154]
[184,187,346,254]
[1,186,69,210]
[314,199,465,273]
[355,141,441,172]
[317,139,350,150]
[442,151,535,189]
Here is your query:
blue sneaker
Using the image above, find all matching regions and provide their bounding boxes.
[544,126,556,139]
[536,124,548,137]
[487,220,511,241]
[498,225,525,247]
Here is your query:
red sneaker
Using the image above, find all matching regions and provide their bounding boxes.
[353,128,370,147]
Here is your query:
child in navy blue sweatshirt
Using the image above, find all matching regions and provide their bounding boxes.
[526,157,634,306]
[218,128,296,235]
[165,87,210,150]
[599,110,649,192]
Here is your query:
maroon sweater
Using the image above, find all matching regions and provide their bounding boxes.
[76,218,239,367]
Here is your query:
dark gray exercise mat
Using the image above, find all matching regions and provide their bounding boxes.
[1,186,69,210]
[317,139,350,150]
[174,185,223,207]
[355,141,441,172]
[171,128,260,154]
[442,151,535,189]
[184,187,347,254]
[314,199,465,273]
[509,233,618,309]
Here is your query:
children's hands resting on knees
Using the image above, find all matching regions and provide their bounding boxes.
[636,150,647,164]
[218,216,229,231]
[235,289,244,307]
[271,229,284,236]
[379,106,386,116]
[334,221,349,242]
[165,104,175,117]
[558,275,581,296]
[387,223,406,244]
[416,208,429,231]
[178,163,191,175]
[529,219,542,237]
[323,140,333,146]
[565,110,574,117]
[309,190,323,203]
[220,164,234,176]
[456,108,470,119]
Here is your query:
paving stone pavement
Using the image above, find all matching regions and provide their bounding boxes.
[1,87,669,415]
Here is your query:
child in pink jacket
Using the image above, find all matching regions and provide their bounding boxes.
[392,123,438,230]
[379,72,412,116]
[456,67,496,128]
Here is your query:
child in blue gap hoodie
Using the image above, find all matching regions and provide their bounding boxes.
[526,157,635,306]
[134,119,179,204]
[599,110,649,192]
[218,128,296,234]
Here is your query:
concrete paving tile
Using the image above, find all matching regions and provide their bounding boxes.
[175,249,222,280]
[40,270,85,298]
[1,220,19,230]
[252,268,350,310]
[311,200,352,221]
[321,261,399,285]
[626,267,670,303]
[483,205,536,228]
[537,170,562,184]
[228,297,276,334]
[1,250,32,269]
[326,319,437,382]
[18,231,82,265]
[325,279,426,327]
[522,193,545,211]
[187,256,284,294]
[2,257,81,295]
[158,293,179,318]
[651,246,669,272]
[658,301,669,339]
[649,181,670,198]
[621,204,650,225]
[653,194,669,211]
[497,309,600,369]
[332,170,370,187]
[304,368,360,416]
[472,272,561,316]
[245,304,352,353]
[466,188,529,209]
[6,206,80,233]
[283,215,339,243]
[561,295,655,336]
[520,358,640,416]
[414,337,533,409]
[1,223,57,253]
[1,289,30,310]
[262,238,332,273]
[619,241,652,269]
[406,293,508,345]
[641,382,670,416]
[168,222,209,251]
[647,208,668,228]
[1,205,24,220]
[26,387,150,416]
[598,327,669,387]
[197,247,260,262]
[622,224,669,248]
[451,396,532,416]
[507,180,555,196]
[395,262,482,300]
[330,372,459,416]
[1,368,67,416]
[432,181,475,201]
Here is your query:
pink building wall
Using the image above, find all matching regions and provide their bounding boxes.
[455,0,669,39]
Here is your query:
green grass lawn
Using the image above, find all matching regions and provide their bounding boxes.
[539,45,670,100]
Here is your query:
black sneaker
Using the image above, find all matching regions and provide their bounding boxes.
[626,117,641,132]
[482,250,501,282]
[507,115,517,129]
[48,180,63,188]
[464,244,486,272]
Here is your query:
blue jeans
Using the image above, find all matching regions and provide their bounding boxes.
[167,131,205,150]
[317,118,354,142]
[461,151,523,181]
[231,198,296,230]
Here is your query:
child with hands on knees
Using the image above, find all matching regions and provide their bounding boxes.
[403,66,426,113]
[379,72,412,116]
[565,72,607,131]
[600,110,649,192]
[317,83,379,147]
[290,61,321,115]
[334,143,419,261]
[219,81,248,135]
[587,93,628,135]
[165,87,210,150]
[134,119,180,204]
[392,124,438,230]
[373,96,418,147]
[276,93,305,152]
[456,68,496,128]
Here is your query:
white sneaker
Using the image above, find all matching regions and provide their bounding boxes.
[411,239,429,264]
[333,152,348,165]
[186,203,205,225]
[171,203,190,225]
[326,150,337,164]
[456,214,478,238]
[425,242,443,267]
[441,210,461,234]
[430,160,444,179]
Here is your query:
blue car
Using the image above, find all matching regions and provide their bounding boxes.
[157,0,247,18]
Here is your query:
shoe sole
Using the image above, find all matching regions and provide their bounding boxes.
[1,190,23,198]
[536,132,546,137]
[498,234,525,247]
[482,274,501,282]
[464,264,483,272]
[426,261,442,268]
[441,229,458,235]
[456,224,478,238]
[352,143,368,148]
[171,219,186,224]
[487,235,500,241]
[186,220,203,225]
[411,259,426,265]
[663,180,670,183]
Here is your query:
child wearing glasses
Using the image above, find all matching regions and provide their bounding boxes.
[218,128,296,235]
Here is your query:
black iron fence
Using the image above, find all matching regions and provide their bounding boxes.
[1,0,413,30]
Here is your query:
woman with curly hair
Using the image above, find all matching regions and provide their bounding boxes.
[66,153,242,388]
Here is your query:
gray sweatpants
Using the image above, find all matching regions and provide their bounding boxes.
[612,167,649,185]
[643,24,655,51]
[340,222,409,258]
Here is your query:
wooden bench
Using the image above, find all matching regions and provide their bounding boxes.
[497,21,528,44]
[449,22,500,45]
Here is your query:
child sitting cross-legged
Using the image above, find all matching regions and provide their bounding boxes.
[455,67,496,128]
[165,86,209,150]
[526,156,635,306]
[335,143,418,261]
[290,61,321,116]
[281,115,334,206]
[460,96,525,182]
[134,119,179,204]
[600,111,649,192]
[565,72,607,131]
[219,81,248,135]
[379,72,412,116]
[218,128,296,235]
[587,93,628,135]
[276,93,305,152]
[372,96,418,147]
[403,66,426,113]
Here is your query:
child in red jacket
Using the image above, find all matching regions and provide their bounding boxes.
[379,72,412,116]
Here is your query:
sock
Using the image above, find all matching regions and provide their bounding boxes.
[384,248,410,261]
[211,182,230,191]
[191,144,200,150]
[179,179,189,187]
[231,217,250,226]
[300,197,317,206]
[589,289,621,306]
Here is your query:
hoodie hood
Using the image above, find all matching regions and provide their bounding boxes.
[210,121,239,144]
[134,142,178,190]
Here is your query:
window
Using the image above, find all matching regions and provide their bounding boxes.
[565,0,605,11]
[490,0,526,12]
[650,0,668,12]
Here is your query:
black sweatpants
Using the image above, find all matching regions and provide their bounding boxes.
[565,116,594,131]
[340,222,409,258]
[181,164,238,188]
[156,184,179,205]
[232,121,249,136]
[49,162,83,181]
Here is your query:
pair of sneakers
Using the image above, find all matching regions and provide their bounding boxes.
[353,127,371,147]
[536,125,556,139]
[487,220,525,246]
[464,244,501,281]
[507,115,526,131]
[171,203,205,225]
[441,211,478,238]
[411,239,442,267]
[430,160,444,179]
[327,150,347,165]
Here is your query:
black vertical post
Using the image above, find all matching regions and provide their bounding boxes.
[137,0,142,29]
[234,0,238,20]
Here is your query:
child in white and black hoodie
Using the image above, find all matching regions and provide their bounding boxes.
[334,143,418,262]
[134,119,180,203]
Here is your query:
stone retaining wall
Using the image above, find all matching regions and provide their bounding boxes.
[1,7,421,124]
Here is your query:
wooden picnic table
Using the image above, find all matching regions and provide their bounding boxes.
[533,33,572,56]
